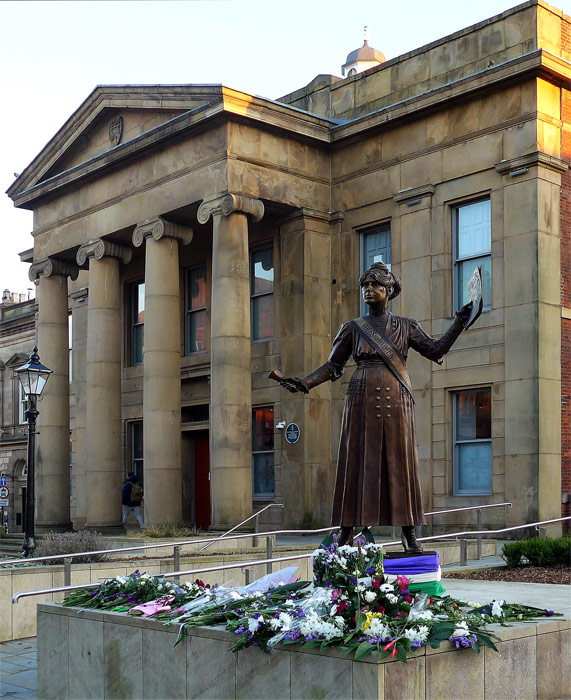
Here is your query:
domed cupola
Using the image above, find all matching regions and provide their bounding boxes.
[342,26,385,77]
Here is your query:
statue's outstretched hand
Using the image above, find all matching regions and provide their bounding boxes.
[457,301,474,329]
[280,376,309,394]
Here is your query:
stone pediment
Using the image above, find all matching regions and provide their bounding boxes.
[5,353,29,367]
[7,85,225,200]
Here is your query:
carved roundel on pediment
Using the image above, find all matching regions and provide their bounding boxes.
[109,115,123,146]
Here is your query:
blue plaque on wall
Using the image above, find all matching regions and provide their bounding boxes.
[285,423,300,444]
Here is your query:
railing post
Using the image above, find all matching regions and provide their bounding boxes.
[459,539,467,566]
[266,536,273,574]
[253,514,259,548]
[476,509,482,560]
[64,558,72,598]
[537,527,547,540]
[173,545,181,575]
[242,567,253,585]
[391,526,396,540]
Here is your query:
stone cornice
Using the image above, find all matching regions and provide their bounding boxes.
[197,193,264,224]
[76,239,132,267]
[393,184,435,204]
[132,217,193,248]
[29,258,79,282]
[494,151,569,176]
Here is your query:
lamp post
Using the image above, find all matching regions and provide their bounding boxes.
[15,347,52,557]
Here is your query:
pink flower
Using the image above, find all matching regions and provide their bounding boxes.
[396,575,409,591]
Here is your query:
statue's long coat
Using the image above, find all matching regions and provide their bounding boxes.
[306,309,464,527]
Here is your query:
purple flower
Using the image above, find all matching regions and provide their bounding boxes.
[350,577,357,585]
[545,610,554,616]
[366,567,375,575]
[449,634,477,649]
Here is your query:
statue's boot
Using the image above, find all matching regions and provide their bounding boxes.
[401,525,423,553]
[337,526,353,546]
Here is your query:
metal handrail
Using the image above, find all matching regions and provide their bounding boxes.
[1,502,511,567]
[0,526,337,567]
[424,502,512,517]
[199,503,284,551]
[11,515,570,603]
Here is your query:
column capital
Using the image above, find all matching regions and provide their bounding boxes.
[197,193,264,225]
[132,216,193,248]
[29,258,79,282]
[76,239,132,267]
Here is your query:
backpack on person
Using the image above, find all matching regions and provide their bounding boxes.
[130,482,143,504]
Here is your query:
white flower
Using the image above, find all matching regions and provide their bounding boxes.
[157,584,164,591]
[248,616,264,633]
[269,618,281,630]
[386,593,399,604]
[140,573,150,580]
[451,621,470,638]
[357,582,367,593]
[278,613,292,631]
[364,618,390,639]
[330,604,338,616]
[115,576,128,584]
[228,591,243,600]
[365,591,377,604]
[409,609,433,621]
[380,583,393,593]
[251,591,264,599]
[334,616,346,629]
[491,600,504,617]
[300,609,344,641]
[404,625,430,643]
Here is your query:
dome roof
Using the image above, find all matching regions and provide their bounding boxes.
[345,40,385,65]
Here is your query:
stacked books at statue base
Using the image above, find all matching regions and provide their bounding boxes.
[383,551,445,596]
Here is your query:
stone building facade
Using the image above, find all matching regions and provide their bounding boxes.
[6,0,570,533]
[0,292,37,532]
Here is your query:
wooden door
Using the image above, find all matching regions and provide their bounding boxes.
[193,431,211,530]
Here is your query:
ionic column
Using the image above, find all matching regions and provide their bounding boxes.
[132,217,193,525]
[29,258,78,528]
[77,240,132,529]
[198,193,264,528]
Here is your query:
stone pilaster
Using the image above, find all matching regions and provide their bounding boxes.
[29,258,78,529]
[76,240,132,529]
[198,193,264,528]
[132,217,193,525]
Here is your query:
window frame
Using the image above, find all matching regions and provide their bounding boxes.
[17,382,28,425]
[184,263,208,356]
[359,222,392,316]
[452,388,493,496]
[128,420,144,486]
[128,281,145,366]
[250,244,274,343]
[252,405,275,499]
[452,197,492,314]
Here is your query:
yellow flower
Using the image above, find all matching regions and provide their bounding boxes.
[362,611,383,631]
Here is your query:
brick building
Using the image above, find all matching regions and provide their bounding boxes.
[5,0,570,534]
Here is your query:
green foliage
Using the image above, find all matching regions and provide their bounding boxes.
[502,535,571,568]
[141,523,198,538]
[35,530,109,564]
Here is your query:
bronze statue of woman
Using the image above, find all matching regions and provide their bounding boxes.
[274,262,479,552]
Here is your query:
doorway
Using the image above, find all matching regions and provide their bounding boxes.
[182,430,211,530]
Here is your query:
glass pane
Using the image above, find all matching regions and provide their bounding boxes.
[457,200,490,259]
[188,309,207,353]
[189,265,206,310]
[363,229,391,271]
[135,283,145,323]
[457,442,492,492]
[253,452,275,497]
[252,295,273,341]
[457,256,491,309]
[251,247,274,296]
[133,324,144,364]
[456,389,491,440]
[252,408,274,452]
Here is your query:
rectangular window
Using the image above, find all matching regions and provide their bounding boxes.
[129,282,145,365]
[453,199,491,311]
[361,224,391,314]
[250,246,274,341]
[130,421,144,486]
[68,312,73,383]
[185,264,207,354]
[18,383,27,425]
[252,407,274,498]
[453,388,492,495]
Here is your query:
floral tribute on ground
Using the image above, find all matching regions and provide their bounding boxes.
[61,535,559,663]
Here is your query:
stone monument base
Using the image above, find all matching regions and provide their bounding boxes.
[37,603,569,699]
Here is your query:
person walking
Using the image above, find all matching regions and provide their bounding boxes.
[122,472,144,530]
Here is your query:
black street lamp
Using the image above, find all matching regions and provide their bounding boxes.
[15,347,52,557]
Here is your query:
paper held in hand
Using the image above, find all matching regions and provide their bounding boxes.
[466,266,484,329]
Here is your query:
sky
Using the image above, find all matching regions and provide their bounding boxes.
[2,0,566,296]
